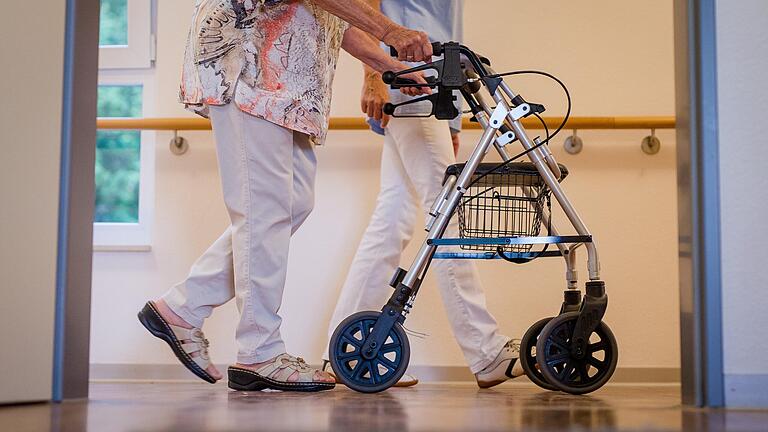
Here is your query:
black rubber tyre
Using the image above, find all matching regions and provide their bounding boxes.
[520,317,560,391]
[329,311,410,393]
[535,311,618,395]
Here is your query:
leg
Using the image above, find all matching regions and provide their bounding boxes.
[148,104,332,386]
[156,118,319,379]
[161,228,235,328]
[324,134,419,357]
[387,117,509,374]
[222,107,298,364]
[159,103,294,364]
[161,128,318,324]
[289,130,317,235]
[224,122,331,387]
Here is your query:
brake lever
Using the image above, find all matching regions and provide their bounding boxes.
[382,94,435,116]
[382,60,443,88]
[383,89,459,120]
[382,75,438,89]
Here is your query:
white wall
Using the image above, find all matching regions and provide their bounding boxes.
[90,0,680,374]
[0,1,65,403]
[716,0,768,407]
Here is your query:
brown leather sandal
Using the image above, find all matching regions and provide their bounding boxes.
[137,301,217,383]
[229,354,335,392]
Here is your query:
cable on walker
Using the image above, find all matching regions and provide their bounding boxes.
[329,42,617,395]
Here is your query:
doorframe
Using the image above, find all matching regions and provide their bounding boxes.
[673,0,725,407]
[49,0,727,406]
[52,0,99,401]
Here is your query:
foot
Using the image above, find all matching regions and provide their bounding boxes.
[228,354,336,392]
[475,339,524,389]
[321,360,419,387]
[236,355,334,384]
[153,299,223,381]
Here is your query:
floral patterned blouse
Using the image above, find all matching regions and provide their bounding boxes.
[180,0,348,144]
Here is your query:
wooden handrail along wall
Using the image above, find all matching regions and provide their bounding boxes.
[96,116,676,155]
[97,116,675,131]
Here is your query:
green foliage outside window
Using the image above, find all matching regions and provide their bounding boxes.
[99,0,128,46]
[96,85,142,223]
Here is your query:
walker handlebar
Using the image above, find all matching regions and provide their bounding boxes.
[381,42,496,120]
[386,42,491,85]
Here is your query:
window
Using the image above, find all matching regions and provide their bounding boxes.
[95,0,155,250]
[100,0,129,46]
[99,0,154,69]
[95,85,142,223]
[93,76,155,250]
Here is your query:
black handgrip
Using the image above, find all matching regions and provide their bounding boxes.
[389,42,443,58]
[382,73,437,87]
[382,103,396,115]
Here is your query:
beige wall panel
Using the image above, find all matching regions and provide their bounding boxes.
[0,1,66,403]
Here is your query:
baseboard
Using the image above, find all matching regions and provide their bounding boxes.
[724,374,768,408]
[408,365,680,383]
[90,363,680,384]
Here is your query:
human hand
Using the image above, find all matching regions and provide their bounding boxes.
[381,24,433,62]
[361,71,391,127]
[396,70,432,97]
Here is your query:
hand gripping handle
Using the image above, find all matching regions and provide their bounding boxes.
[388,41,443,58]
[381,73,437,86]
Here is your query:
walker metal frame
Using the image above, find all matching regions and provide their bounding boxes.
[329,42,616,395]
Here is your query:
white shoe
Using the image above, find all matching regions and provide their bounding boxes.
[474,339,524,389]
[392,372,419,387]
[322,360,419,387]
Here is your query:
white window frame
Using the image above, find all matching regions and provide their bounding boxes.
[93,71,156,251]
[99,0,154,69]
[94,0,156,251]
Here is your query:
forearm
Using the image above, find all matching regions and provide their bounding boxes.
[318,0,432,62]
[342,26,401,73]
[360,0,382,76]
[313,0,393,40]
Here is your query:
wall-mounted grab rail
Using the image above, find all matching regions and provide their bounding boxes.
[96,116,675,155]
[97,116,675,131]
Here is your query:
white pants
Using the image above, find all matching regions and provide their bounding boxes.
[326,117,508,373]
[162,103,316,364]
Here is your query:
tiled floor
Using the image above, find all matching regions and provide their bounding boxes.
[1,382,767,431]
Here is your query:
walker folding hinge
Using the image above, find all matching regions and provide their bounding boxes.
[509,103,532,121]
[488,104,509,129]
[495,131,516,147]
[510,95,546,118]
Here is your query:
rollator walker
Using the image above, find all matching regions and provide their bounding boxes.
[329,42,617,394]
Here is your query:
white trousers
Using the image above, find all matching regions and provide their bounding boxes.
[326,117,508,373]
[162,103,317,364]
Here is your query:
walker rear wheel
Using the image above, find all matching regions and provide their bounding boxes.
[520,317,559,391]
[535,312,618,395]
[329,311,410,393]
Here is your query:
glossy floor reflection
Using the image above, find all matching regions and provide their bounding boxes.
[1,382,767,431]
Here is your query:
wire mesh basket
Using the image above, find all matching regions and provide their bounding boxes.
[451,162,555,253]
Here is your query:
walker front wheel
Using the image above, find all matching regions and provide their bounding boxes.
[520,317,560,391]
[329,311,410,393]
[535,312,618,395]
